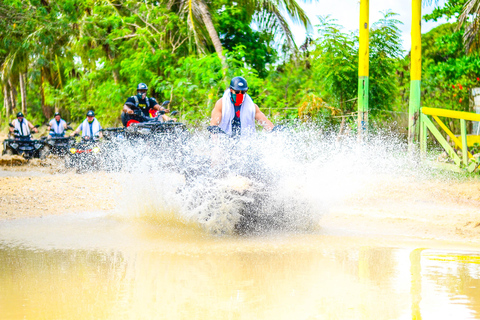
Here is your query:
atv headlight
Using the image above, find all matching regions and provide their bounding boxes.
[70,148,77,154]
[92,147,100,153]
[138,128,151,135]
[11,143,18,149]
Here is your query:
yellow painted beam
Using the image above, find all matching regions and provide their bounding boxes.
[422,107,480,122]
[411,0,422,81]
[358,0,369,77]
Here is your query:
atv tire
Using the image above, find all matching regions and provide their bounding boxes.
[2,148,13,156]
[39,146,50,160]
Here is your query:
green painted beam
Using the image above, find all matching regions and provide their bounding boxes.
[460,119,468,166]
[420,115,427,157]
[358,76,369,135]
[422,114,461,166]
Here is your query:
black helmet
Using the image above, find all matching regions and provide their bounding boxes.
[86,110,95,117]
[230,77,248,91]
[16,112,24,118]
[54,112,60,117]
[137,83,148,91]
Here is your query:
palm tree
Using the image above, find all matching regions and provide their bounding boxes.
[458,0,480,53]
[426,0,480,53]
[178,0,316,62]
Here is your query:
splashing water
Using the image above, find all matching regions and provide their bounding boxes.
[105,123,437,236]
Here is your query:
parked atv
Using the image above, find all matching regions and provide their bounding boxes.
[125,108,187,141]
[65,136,102,173]
[40,125,75,157]
[2,124,46,159]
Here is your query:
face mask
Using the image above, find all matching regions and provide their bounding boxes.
[230,92,245,106]
[137,92,147,100]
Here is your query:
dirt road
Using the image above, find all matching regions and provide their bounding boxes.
[1,156,480,244]
[0,163,119,219]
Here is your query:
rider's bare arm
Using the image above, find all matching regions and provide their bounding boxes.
[71,125,81,136]
[153,104,170,113]
[210,99,223,126]
[27,121,38,133]
[254,104,274,131]
[123,104,134,114]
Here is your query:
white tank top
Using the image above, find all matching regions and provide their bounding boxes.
[218,89,256,136]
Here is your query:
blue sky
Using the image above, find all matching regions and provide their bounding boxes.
[291,0,451,51]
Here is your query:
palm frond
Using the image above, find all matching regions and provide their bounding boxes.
[278,0,312,29]
[458,0,480,53]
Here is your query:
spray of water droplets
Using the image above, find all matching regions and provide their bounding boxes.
[96,122,441,236]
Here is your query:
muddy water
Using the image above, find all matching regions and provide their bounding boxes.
[1,213,480,320]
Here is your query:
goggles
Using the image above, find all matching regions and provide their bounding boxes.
[232,89,247,94]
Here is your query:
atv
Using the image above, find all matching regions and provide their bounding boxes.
[40,125,75,157]
[2,124,46,159]
[65,135,102,173]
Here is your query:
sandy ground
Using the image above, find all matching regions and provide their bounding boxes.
[321,176,480,245]
[0,168,119,220]
[0,152,480,245]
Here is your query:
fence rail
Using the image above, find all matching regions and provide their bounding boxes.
[420,107,479,172]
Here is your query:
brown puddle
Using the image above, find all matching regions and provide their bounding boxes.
[1,213,480,319]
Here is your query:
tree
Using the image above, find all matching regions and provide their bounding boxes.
[458,0,480,53]
[425,0,479,53]
[173,0,315,61]
[311,13,403,116]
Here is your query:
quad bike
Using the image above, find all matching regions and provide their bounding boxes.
[118,101,189,170]
[179,124,302,235]
[65,135,102,173]
[40,124,75,157]
[2,124,46,159]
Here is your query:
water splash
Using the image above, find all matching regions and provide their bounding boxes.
[105,123,440,235]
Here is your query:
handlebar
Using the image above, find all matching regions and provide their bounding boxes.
[207,126,227,135]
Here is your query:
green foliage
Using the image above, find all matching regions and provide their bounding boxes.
[312,16,357,113]
[0,0,476,140]
[421,23,480,113]
[424,0,467,21]
[214,0,277,78]
[311,12,403,118]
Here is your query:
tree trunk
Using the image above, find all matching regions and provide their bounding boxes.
[197,0,225,63]
[8,79,16,112]
[103,43,120,84]
[3,85,10,120]
[40,70,51,119]
[19,72,27,116]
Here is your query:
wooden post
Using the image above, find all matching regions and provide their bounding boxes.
[358,0,369,140]
[408,0,422,151]
[460,119,468,166]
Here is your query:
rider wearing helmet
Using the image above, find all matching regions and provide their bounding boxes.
[47,112,68,138]
[71,110,103,139]
[209,76,273,137]
[122,83,170,127]
[9,112,38,139]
